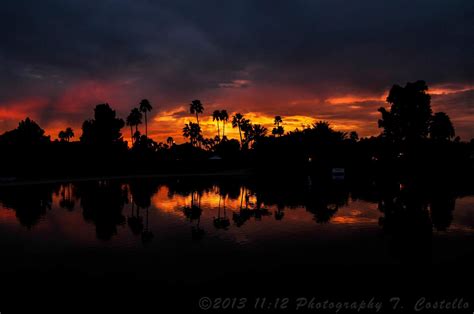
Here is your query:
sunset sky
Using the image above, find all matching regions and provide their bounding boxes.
[1,0,473,143]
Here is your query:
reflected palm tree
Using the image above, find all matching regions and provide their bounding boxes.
[127,197,144,236]
[274,204,285,221]
[232,186,253,226]
[183,191,203,221]
[251,191,271,220]
[230,186,273,224]
[182,190,205,240]
[141,206,154,244]
[213,192,230,229]
[128,180,159,237]
[59,183,75,211]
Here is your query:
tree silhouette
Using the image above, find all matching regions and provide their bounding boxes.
[139,99,152,138]
[80,103,125,145]
[189,100,204,125]
[183,122,202,146]
[58,130,66,142]
[166,136,174,147]
[272,116,284,137]
[201,137,217,151]
[132,134,161,154]
[349,131,359,142]
[252,124,268,146]
[232,113,245,147]
[378,80,432,142]
[0,117,50,145]
[126,108,142,145]
[58,127,74,142]
[430,112,455,141]
[240,118,252,148]
[220,110,229,140]
[212,110,221,139]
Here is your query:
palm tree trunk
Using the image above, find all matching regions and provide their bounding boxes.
[217,122,220,139]
[130,126,134,144]
[222,121,225,138]
[196,113,199,125]
[145,112,148,137]
[238,125,242,147]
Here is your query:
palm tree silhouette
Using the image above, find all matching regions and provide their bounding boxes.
[272,116,284,137]
[250,124,267,147]
[240,118,252,148]
[212,110,221,140]
[58,127,74,142]
[252,124,267,139]
[232,113,245,146]
[65,127,74,141]
[189,100,204,125]
[126,114,134,144]
[126,108,142,144]
[220,110,229,140]
[166,136,174,147]
[139,99,152,138]
[183,122,202,146]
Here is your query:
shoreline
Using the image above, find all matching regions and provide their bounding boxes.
[0,168,254,186]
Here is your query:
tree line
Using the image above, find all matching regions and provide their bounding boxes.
[0,80,462,149]
[0,80,472,178]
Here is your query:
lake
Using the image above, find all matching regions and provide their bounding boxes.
[0,175,472,312]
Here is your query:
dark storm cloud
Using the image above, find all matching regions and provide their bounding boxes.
[0,0,473,130]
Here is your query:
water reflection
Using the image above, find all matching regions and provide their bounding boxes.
[76,180,128,240]
[0,184,53,228]
[0,176,472,261]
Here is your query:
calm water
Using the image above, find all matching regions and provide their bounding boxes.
[0,176,473,311]
[0,177,472,261]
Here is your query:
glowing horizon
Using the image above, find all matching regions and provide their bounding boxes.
[1,83,473,145]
